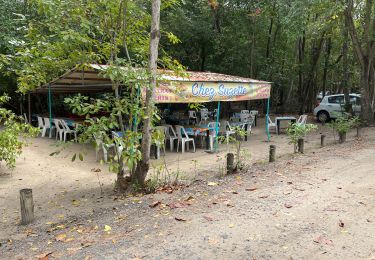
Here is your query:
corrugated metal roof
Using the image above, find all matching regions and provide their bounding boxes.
[33,64,271,93]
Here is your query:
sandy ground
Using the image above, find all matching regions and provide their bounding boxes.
[0,118,374,259]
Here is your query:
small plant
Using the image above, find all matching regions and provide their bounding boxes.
[218,126,247,172]
[327,116,358,143]
[286,123,317,153]
[0,95,39,170]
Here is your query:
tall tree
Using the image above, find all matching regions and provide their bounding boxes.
[344,0,375,121]
[134,0,161,186]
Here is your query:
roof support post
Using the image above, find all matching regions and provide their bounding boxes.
[266,97,270,142]
[48,84,53,137]
[215,101,221,152]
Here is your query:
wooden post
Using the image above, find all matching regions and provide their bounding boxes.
[339,132,346,143]
[298,138,304,153]
[226,153,234,174]
[269,145,276,162]
[356,127,361,138]
[20,189,34,225]
[321,134,326,147]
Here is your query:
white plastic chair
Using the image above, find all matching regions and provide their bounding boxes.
[94,136,114,163]
[200,108,209,121]
[22,113,28,124]
[267,116,277,133]
[240,110,251,123]
[37,116,45,135]
[164,125,178,152]
[297,115,308,125]
[42,117,55,138]
[154,126,166,156]
[250,110,258,117]
[175,125,195,153]
[239,122,252,140]
[61,120,77,142]
[53,119,65,141]
[188,111,198,125]
[111,131,124,157]
[207,122,219,151]
[219,120,235,143]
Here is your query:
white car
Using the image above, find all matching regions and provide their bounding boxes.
[313,94,361,122]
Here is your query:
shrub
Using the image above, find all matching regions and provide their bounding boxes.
[328,116,357,134]
[0,95,39,169]
[286,123,317,152]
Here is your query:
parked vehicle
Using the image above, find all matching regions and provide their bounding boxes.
[313,94,361,122]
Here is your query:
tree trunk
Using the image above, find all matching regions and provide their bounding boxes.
[322,37,331,99]
[345,0,375,122]
[265,14,274,61]
[133,0,161,186]
[342,25,352,113]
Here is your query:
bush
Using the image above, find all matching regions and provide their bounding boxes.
[0,95,39,169]
[328,116,359,143]
[286,123,317,152]
[328,116,358,134]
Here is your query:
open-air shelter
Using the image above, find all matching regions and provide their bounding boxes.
[30,64,272,142]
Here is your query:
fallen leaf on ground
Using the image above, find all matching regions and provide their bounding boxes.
[203,216,214,221]
[313,235,333,246]
[284,203,293,208]
[72,200,80,206]
[149,201,161,208]
[91,168,101,172]
[37,252,53,260]
[185,196,194,201]
[245,187,258,191]
[174,216,187,222]
[81,242,93,248]
[168,202,187,209]
[208,182,218,186]
[55,234,67,242]
[104,225,112,232]
[223,200,234,207]
[339,220,345,227]
[258,195,269,199]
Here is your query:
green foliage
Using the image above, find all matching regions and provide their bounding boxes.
[0,0,182,94]
[286,123,317,152]
[188,103,204,111]
[0,95,39,169]
[328,116,358,134]
[219,125,247,170]
[286,123,317,144]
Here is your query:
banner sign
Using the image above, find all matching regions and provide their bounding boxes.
[155,81,271,103]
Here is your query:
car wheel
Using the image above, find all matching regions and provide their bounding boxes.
[317,111,329,123]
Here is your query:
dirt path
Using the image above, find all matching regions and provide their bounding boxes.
[1,129,375,259]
